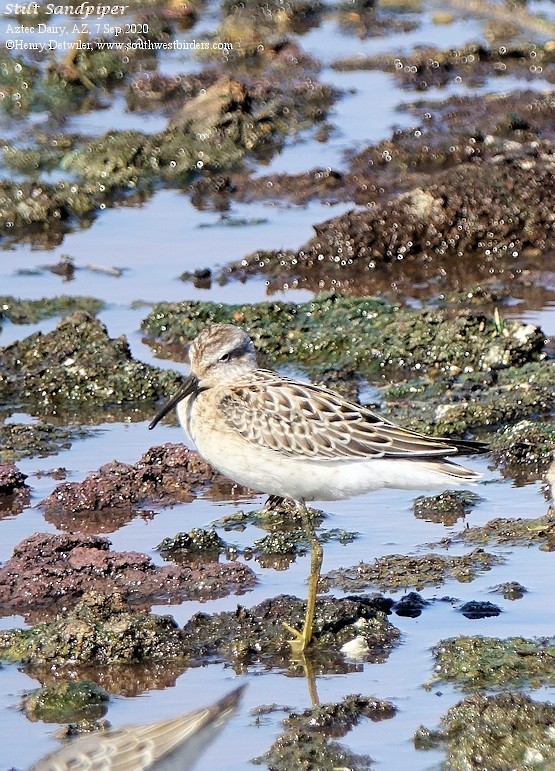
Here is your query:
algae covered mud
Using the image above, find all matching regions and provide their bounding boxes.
[1,0,555,768]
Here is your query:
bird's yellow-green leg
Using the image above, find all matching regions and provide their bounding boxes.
[283,501,323,654]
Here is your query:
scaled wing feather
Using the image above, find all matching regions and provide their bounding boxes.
[218,371,461,460]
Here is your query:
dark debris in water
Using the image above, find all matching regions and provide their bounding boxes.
[324,549,503,593]
[253,692,396,771]
[393,592,430,618]
[0,532,256,621]
[415,693,555,769]
[458,600,501,619]
[491,581,527,601]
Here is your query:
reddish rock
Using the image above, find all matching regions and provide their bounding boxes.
[41,443,240,517]
[0,462,30,517]
[0,532,256,620]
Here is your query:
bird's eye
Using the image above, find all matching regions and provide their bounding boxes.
[219,352,231,362]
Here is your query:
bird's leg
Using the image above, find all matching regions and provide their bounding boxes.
[283,500,323,655]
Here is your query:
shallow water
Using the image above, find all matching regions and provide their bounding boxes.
[1,3,555,770]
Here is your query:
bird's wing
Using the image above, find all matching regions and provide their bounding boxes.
[217,370,467,460]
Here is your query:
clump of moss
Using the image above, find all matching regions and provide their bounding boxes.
[157,529,228,561]
[21,681,109,723]
[254,693,395,771]
[415,693,555,769]
[439,511,555,552]
[382,361,555,438]
[413,490,483,525]
[430,636,555,690]
[0,422,93,462]
[491,419,555,482]
[0,311,180,418]
[0,296,104,325]
[254,730,373,771]
[0,592,185,666]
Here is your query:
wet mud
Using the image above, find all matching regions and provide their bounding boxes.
[41,443,237,515]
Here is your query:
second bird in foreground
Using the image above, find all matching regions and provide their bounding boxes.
[150,323,485,652]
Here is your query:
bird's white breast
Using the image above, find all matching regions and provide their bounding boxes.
[176,394,468,501]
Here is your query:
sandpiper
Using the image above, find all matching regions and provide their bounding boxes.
[149,324,485,652]
[30,685,245,771]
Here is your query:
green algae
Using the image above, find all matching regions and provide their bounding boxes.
[415,693,555,770]
[324,549,502,592]
[491,419,555,482]
[157,528,228,561]
[0,422,93,463]
[21,681,109,724]
[0,296,104,325]
[412,490,483,525]
[381,361,555,438]
[141,293,544,381]
[0,592,185,667]
[0,311,181,418]
[438,512,555,552]
[430,636,555,690]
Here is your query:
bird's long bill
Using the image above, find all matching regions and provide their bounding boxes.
[148,374,199,430]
